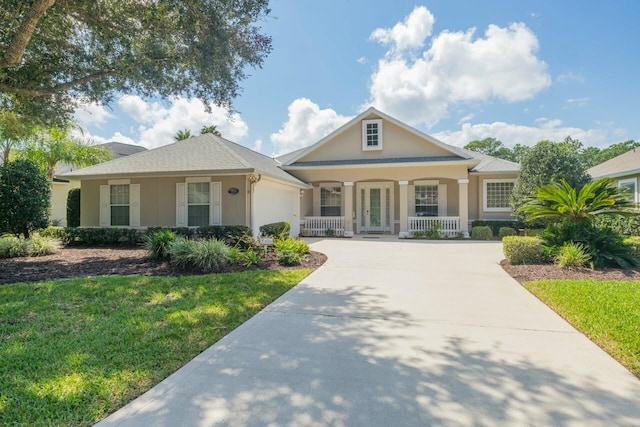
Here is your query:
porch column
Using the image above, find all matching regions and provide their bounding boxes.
[343,181,354,237]
[312,185,320,216]
[458,178,469,236]
[399,180,409,238]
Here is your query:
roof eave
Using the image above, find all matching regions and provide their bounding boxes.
[282,159,479,170]
[59,168,256,180]
[589,168,640,179]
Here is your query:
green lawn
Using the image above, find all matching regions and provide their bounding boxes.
[524,279,640,378]
[0,270,311,426]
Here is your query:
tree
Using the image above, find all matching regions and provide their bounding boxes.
[0,1,272,123]
[174,129,193,141]
[0,159,50,238]
[520,178,635,223]
[595,140,640,165]
[200,125,221,136]
[0,109,34,163]
[511,140,591,223]
[511,144,530,163]
[22,125,111,180]
[465,138,505,156]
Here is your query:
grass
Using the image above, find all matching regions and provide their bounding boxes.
[0,269,311,426]
[523,279,640,378]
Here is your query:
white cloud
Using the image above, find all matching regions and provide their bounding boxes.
[557,71,585,83]
[434,120,609,148]
[457,113,476,124]
[370,6,435,52]
[270,98,352,155]
[565,97,590,108]
[117,96,249,149]
[74,102,114,128]
[252,139,263,153]
[356,57,366,64]
[365,6,551,128]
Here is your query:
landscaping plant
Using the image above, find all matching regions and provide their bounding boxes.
[145,229,176,260]
[554,242,591,268]
[471,225,493,240]
[168,237,230,272]
[498,227,518,239]
[0,234,61,258]
[502,236,547,265]
[273,237,309,266]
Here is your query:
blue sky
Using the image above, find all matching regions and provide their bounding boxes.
[74,0,640,156]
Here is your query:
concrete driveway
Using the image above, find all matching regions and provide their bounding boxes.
[98,239,640,426]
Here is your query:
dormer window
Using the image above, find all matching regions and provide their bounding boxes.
[362,119,383,151]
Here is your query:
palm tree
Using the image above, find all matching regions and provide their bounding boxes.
[519,178,635,223]
[0,109,34,163]
[22,125,111,180]
[200,125,221,136]
[174,129,193,141]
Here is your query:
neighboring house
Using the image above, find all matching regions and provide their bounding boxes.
[587,148,640,204]
[60,107,519,237]
[51,142,147,225]
[59,136,310,237]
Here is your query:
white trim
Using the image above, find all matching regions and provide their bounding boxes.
[282,159,478,170]
[108,179,130,185]
[355,181,394,233]
[399,180,409,185]
[457,178,469,184]
[343,181,354,186]
[414,179,439,186]
[362,119,383,151]
[483,178,516,212]
[618,178,638,203]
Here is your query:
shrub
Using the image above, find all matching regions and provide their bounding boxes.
[554,242,591,268]
[624,236,640,256]
[39,226,75,245]
[276,250,305,266]
[596,214,640,236]
[503,236,547,265]
[28,234,62,256]
[66,188,81,227]
[74,227,144,246]
[541,220,639,269]
[147,227,194,239]
[260,222,290,238]
[198,225,252,246]
[472,220,522,235]
[168,237,230,272]
[273,237,310,255]
[0,236,30,258]
[471,226,493,240]
[498,227,518,239]
[0,234,61,258]
[145,229,175,260]
[0,159,50,238]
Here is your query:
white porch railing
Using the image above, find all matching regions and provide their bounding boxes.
[408,216,460,237]
[303,216,345,237]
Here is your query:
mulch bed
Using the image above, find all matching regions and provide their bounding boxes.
[500,260,640,283]
[0,247,327,285]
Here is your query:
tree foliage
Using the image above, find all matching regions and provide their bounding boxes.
[174,129,193,142]
[21,125,111,179]
[0,109,35,163]
[0,159,50,238]
[0,1,272,123]
[200,125,222,136]
[511,140,591,223]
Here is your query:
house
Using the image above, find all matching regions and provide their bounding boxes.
[51,142,147,225]
[587,148,640,204]
[59,136,310,236]
[59,108,519,237]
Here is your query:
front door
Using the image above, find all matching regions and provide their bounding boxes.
[358,183,393,233]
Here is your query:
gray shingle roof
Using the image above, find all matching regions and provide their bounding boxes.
[458,148,520,173]
[587,148,640,178]
[60,135,308,187]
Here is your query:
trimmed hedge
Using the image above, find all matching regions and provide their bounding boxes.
[66,188,81,227]
[471,225,493,240]
[595,214,640,236]
[472,220,522,235]
[260,222,290,238]
[503,236,547,265]
[198,225,252,246]
[498,227,518,239]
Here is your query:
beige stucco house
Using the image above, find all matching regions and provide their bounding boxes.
[587,148,640,204]
[60,107,519,237]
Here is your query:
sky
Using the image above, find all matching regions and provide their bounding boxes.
[74,0,640,157]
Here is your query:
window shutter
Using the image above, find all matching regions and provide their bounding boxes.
[210,182,221,225]
[99,185,110,226]
[176,183,186,227]
[438,184,447,216]
[130,184,140,227]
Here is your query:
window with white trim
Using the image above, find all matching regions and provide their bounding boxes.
[362,119,383,151]
[415,184,438,217]
[618,178,638,204]
[320,185,341,216]
[187,182,210,227]
[483,179,515,211]
[110,184,130,226]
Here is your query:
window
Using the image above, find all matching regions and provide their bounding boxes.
[321,185,341,216]
[618,178,638,204]
[187,182,210,227]
[415,184,438,217]
[110,184,130,226]
[362,119,383,151]
[483,179,515,211]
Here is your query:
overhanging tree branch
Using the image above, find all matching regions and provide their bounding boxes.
[0,0,57,69]
[0,70,117,96]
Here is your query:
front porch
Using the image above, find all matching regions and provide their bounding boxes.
[300,178,470,238]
